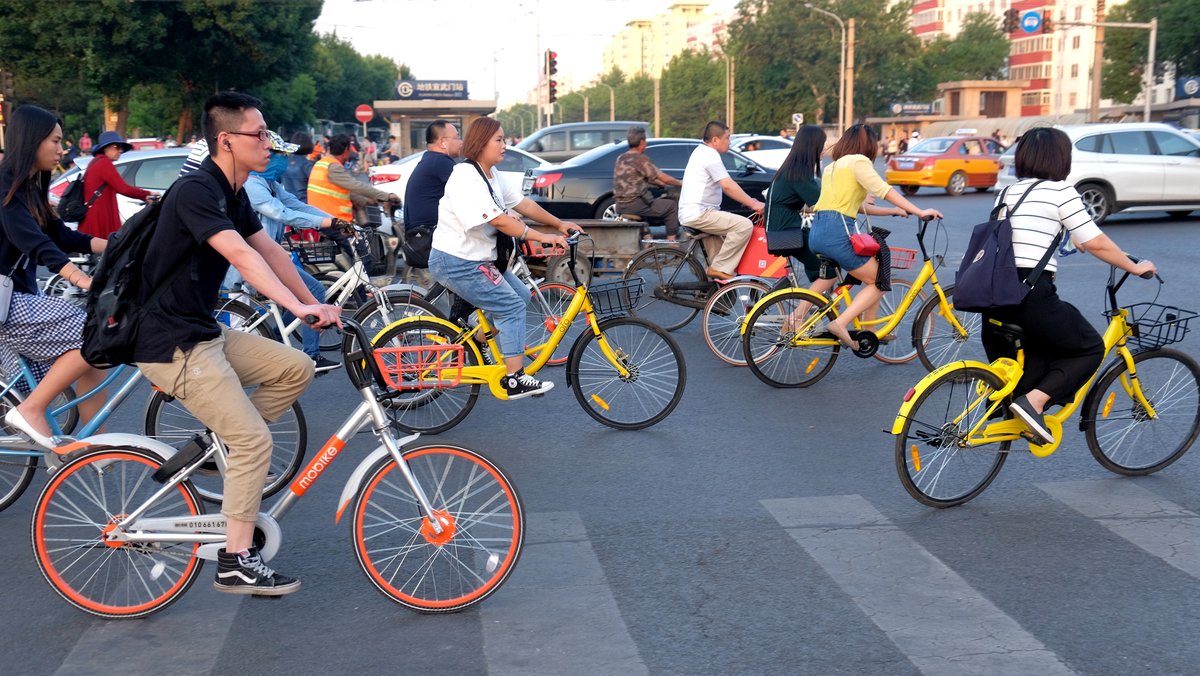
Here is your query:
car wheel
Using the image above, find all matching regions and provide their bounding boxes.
[595,197,618,220]
[1077,182,1113,224]
[900,185,919,196]
[946,171,967,196]
[974,187,990,193]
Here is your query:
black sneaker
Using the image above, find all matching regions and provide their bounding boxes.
[474,339,497,366]
[502,370,553,400]
[312,355,342,374]
[214,547,301,596]
[1009,395,1054,444]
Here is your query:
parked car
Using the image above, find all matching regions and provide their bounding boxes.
[49,147,192,224]
[996,122,1200,223]
[367,146,548,205]
[517,121,649,163]
[729,135,792,170]
[127,137,166,150]
[885,135,1004,196]
[526,138,775,220]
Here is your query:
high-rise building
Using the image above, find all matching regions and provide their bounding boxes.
[601,3,719,78]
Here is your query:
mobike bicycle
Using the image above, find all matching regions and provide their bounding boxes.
[370,233,686,433]
[0,357,305,513]
[892,259,1200,507]
[739,216,983,388]
[30,317,524,618]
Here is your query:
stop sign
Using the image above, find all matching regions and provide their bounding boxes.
[354,104,373,123]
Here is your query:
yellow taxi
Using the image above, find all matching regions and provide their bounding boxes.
[885,134,1005,196]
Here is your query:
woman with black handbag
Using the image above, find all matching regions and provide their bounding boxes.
[427,117,579,400]
[807,124,942,349]
[0,105,108,448]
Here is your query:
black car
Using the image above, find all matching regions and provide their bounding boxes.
[527,138,775,220]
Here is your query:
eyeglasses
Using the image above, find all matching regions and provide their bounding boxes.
[226,130,271,142]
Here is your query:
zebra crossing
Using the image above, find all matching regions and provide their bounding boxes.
[8,476,1199,675]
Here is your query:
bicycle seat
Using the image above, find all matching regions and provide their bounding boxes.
[682,226,708,240]
[987,318,1025,342]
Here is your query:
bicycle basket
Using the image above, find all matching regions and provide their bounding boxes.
[587,278,644,317]
[1112,303,1197,350]
[520,240,568,258]
[890,247,918,270]
[373,344,465,390]
[285,235,339,264]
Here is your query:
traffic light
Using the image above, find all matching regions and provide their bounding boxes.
[1041,11,1053,33]
[546,50,558,77]
[549,79,558,104]
[1002,8,1019,33]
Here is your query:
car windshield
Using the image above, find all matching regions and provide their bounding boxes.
[908,138,954,153]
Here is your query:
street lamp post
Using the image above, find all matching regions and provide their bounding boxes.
[805,3,846,132]
[599,83,615,121]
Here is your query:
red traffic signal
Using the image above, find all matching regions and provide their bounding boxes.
[547,50,558,76]
[549,79,558,104]
[1002,8,1019,32]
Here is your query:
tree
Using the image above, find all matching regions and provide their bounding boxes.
[907,12,1010,101]
[1102,0,1197,104]
[311,34,408,122]
[659,50,724,136]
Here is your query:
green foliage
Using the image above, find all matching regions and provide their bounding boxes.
[907,12,1010,100]
[312,34,405,121]
[1103,0,1197,104]
[659,51,725,137]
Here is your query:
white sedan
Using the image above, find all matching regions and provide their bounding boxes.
[729,135,792,170]
[368,146,549,204]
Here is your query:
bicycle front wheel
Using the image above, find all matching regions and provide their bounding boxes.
[213,299,276,340]
[912,285,986,372]
[351,291,444,346]
[623,246,705,331]
[143,394,307,504]
[526,282,584,366]
[352,445,524,613]
[371,319,480,434]
[895,366,1010,507]
[742,289,840,388]
[568,317,686,430]
[702,279,769,366]
[873,278,925,365]
[32,447,205,618]
[1085,348,1200,475]
[0,387,37,512]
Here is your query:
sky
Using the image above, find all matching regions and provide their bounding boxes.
[315,0,737,106]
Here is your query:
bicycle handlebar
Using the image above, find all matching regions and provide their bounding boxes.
[305,315,390,390]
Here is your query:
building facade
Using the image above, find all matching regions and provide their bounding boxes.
[601,3,720,77]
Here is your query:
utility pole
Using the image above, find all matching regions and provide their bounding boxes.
[1089,0,1106,123]
[845,18,855,128]
[584,95,589,122]
[729,58,736,130]
[1063,12,1157,123]
[653,78,661,137]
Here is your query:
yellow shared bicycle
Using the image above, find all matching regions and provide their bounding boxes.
[368,234,686,433]
[891,260,1200,507]
[741,216,982,387]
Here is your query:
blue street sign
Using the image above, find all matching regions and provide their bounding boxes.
[1021,11,1042,33]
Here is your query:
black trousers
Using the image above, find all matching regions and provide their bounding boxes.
[981,271,1104,407]
[615,196,680,237]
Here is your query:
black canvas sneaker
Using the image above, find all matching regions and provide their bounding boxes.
[214,547,301,596]
[312,355,341,374]
[1009,395,1054,445]
[502,370,553,400]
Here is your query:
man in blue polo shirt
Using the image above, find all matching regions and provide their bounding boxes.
[402,121,462,287]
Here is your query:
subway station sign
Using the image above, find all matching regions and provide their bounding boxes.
[395,80,469,100]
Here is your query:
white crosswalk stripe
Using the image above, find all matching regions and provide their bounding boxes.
[762,494,1076,676]
[1039,479,1200,580]
[481,511,648,676]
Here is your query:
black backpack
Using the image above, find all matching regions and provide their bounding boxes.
[58,176,104,223]
[81,173,212,368]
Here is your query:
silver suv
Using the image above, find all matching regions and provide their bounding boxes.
[996,123,1200,223]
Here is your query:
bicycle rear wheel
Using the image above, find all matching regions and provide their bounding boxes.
[568,317,686,430]
[371,319,480,434]
[873,278,925,365]
[623,246,706,331]
[0,387,38,512]
[526,282,584,366]
[912,285,986,372]
[32,447,205,618]
[143,394,307,504]
[702,279,769,366]
[894,366,1010,507]
[742,289,840,388]
[352,444,524,613]
[1085,348,1200,475]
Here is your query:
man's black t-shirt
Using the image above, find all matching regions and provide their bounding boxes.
[133,158,262,363]
[403,151,456,231]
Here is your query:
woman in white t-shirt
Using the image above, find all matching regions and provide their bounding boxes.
[985,127,1155,445]
[428,117,579,400]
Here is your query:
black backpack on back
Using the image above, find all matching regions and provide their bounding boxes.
[58,176,104,223]
[81,173,212,368]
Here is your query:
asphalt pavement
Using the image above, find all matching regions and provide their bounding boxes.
[1,191,1198,675]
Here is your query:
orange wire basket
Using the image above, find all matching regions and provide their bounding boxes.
[890,247,918,270]
[521,240,568,258]
[372,344,465,390]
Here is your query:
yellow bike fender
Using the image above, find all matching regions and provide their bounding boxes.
[740,287,827,336]
[890,360,999,434]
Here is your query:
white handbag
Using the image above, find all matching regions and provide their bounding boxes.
[0,255,29,325]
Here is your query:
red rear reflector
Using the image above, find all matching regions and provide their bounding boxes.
[903,387,916,402]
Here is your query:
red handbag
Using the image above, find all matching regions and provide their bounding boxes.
[842,216,880,256]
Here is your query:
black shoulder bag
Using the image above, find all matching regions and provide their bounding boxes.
[467,160,517,273]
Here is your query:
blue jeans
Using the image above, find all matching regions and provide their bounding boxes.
[807,210,872,272]
[428,249,527,358]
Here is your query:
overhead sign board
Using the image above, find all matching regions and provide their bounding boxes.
[889,102,935,116]
[395,80,469,100]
